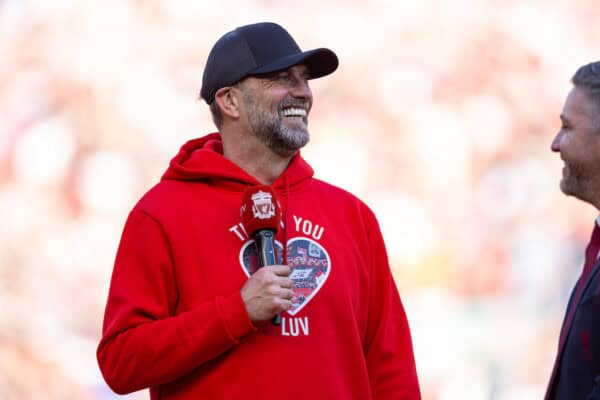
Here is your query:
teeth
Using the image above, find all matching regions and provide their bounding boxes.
[282,107,307,117]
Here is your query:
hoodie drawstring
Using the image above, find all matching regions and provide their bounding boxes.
[282,176,290,265]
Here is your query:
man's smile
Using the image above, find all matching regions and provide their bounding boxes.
[281,107,307,118]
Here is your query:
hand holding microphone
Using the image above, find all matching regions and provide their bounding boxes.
[239,185,293,325]
[240,265,293,323]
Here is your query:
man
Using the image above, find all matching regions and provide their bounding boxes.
[547,61,600,400]
[97,22,421,399]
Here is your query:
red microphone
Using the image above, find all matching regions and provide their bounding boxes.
[240,185,283,324]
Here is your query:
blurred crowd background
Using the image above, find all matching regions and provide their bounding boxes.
[1,0,599,399]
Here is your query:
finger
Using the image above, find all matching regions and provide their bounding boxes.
[276,299,293,312]
[282,299,292,311]
[267,286,293,299]
[279,288,294,300]
[278,277,294,289]
[272,265,291,276]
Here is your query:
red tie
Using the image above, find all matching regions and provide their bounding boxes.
[560,223,600,346]
[545,222,600,399]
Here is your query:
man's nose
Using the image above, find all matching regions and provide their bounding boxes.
[551,131,563,152]
[290,77,312,100]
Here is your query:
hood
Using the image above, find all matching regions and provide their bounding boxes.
[161,133,314,192]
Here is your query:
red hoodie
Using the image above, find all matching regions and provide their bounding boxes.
[97,133,421,399]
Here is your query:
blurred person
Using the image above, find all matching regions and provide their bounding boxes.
[96,22,421,400]
[546,61,600,400]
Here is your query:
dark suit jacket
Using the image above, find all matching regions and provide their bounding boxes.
[547,259,600,400]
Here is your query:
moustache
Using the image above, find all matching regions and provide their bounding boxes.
[278,99,310,110]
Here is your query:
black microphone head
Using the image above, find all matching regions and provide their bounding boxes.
[240,185,282,236]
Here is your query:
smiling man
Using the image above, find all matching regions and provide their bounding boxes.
[546,61,600,400]
[96,22,421,399]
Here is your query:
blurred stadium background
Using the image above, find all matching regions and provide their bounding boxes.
[1,0,599,398]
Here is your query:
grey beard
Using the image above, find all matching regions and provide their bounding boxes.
[560,161,597,204]
[243,94,310,157]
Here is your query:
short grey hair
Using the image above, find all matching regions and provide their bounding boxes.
[204,79,252,129]
[572,61,600,131]
[208,100,223,129]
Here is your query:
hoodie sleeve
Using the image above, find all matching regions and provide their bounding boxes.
[97,209,255,394]
[363,213,422,400]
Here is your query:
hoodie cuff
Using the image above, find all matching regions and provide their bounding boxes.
[215,292,257,342]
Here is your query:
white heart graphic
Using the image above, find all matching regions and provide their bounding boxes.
[239,236,330,315]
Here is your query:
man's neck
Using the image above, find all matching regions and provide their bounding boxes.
[221,131,293,185]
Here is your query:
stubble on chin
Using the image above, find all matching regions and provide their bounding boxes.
[559,164,580,197]
[559,169,597,204]
[560,178,575,197]
[245,99,310,157]
[273,123,309,155]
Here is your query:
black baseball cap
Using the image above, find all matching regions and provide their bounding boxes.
[200,22,339,104]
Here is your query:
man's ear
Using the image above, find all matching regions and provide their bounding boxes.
[214,87,241,120]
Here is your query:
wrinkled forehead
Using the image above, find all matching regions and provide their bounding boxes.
[564,87,593,116]
[238,63,310,88]
[287,64,309,75]
[255,63,309,79]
